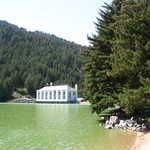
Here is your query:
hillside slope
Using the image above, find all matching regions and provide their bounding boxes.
[0,20,85,101]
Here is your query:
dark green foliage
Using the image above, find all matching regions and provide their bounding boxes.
[24,75,36,96]
[119,88,149,117]
[84,0,150,117]
[99,105,120,118]
[98,105,120,123]
[0,21,85,101]
[0,78,13,101]
[83,0,120,113]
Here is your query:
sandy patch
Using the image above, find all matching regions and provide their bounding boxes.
[130,132,150,150]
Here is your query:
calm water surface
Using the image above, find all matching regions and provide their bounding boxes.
[0,104,135,150]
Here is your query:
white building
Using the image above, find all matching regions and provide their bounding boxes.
[36,84,78,103]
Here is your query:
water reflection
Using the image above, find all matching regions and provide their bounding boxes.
[0,104,136,150]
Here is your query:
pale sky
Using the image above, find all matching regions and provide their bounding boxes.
[0,0,112,46]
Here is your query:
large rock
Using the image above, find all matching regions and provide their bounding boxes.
[126,120,136,127]
[118,120,127,128]
[105,124,113,129]
[109,116,119,125]
[104,116,149,132]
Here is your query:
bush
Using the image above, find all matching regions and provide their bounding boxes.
[98,105,120,123]
[119,88,150,117]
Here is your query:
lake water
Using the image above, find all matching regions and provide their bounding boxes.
[0,104,136,150]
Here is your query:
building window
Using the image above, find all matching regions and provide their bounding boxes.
[73,92,76,96]
[41,92,44,99]
[54,91,56,99]
[58,91,61,99]
[63,91,66,99]
[49,91,52,99]
[45,91,48,99]
[38,92,40,99]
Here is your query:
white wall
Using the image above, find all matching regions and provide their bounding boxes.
[36,85,69,102]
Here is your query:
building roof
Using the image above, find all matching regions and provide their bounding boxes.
[37,85,75,91]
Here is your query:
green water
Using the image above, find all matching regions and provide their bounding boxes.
[0,104,135,150]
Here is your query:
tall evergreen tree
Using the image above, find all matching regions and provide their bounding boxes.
[110,0,150,116]
[84,1,122,113]
[84,0,150,117]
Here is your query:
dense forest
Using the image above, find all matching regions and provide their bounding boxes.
[84,0,150,117]
[0,21,85,101]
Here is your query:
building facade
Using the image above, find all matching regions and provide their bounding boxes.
[36,85,78,103]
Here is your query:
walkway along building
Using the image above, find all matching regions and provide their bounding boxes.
[36,84,78,103]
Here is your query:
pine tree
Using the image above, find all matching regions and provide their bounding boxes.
[84,1,122,113]
[84,0,150,117]
[110,0,150,117]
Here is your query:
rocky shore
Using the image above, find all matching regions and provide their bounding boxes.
[8,98,36,103]
[105,116,150,132]
[104,116,150,150]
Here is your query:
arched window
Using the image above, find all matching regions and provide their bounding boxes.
[45,91,48,99]
[41,92,44,99]
[54,91,56,99]
[38,92,40,99]
[58,91,61,99]
[63,91,66,99]
[49,91,52,99]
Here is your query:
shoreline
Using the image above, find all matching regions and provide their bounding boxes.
[0,102,90,105]
[0,101,149,150]
[0,99,91,105]
[129,132,150,150]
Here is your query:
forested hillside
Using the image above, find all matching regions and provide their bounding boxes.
[0,21,85,101]
[84,0,150,117]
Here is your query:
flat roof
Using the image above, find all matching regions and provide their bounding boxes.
[37,85,75,91]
